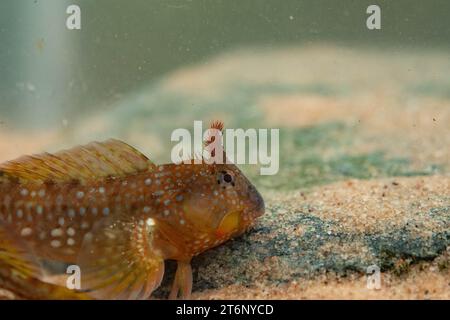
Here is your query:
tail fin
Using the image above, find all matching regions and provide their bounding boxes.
[0,221,87,299]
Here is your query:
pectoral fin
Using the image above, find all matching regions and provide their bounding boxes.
[77,214,165,300]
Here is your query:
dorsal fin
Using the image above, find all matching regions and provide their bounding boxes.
[0,139,156,184]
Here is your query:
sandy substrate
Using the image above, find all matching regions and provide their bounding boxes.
[192,262,450,300]
[275,175,450,234]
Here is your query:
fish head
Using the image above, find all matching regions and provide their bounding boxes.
[181,162,264,242]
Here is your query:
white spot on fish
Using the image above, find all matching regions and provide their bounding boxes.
[20,228,32,237]
[179,219,185,225]
[143,206,150,213]
[76,191,84,199]
[146,218,155,227]
[105,230,116,240]
[38,189,46,197]
[20,189,28,196]
[98,187,105,194]
[36,205,43,215]
[145,178,152,185]
[67,227,76,236]
[51,228,63,237]
[51,240,61,248]
[67,238,75,246]
[58,217,65,226]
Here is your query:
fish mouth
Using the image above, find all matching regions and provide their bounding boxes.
[253,201,265,218]
[249,185,265,218]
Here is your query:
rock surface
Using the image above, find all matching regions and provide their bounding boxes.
[154,176,449,298]
[190,176,449,289]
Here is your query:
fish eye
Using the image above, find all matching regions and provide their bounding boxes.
[223,174,232,183]
[218,171,235,186]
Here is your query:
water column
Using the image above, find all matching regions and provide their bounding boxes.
[16,0,76,127]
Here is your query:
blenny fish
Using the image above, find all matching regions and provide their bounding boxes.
[0,121,265,299]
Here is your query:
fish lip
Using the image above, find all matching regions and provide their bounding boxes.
[254,202,265,218]
[252,188,265,218]
[247,195,265,219]
[247,184,265,218]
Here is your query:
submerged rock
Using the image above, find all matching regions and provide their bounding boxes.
[154,176,449,297]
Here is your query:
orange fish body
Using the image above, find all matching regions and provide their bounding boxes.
[0,122,265,299]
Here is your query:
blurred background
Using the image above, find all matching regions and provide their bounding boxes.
[0,0,449,189]
[1,0,450,125]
